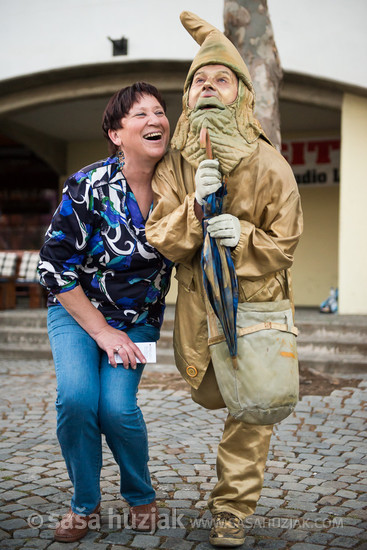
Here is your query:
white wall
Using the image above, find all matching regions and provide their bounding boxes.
[2,0,367,90]
[0,0,223,80]
[267,0,367,89]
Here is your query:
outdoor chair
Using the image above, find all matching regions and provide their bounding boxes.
[15,251,46,308]
[0,251,19,309]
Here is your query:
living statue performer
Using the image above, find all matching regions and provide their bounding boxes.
[146,12,303,548]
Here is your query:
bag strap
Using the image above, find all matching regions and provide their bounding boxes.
[204,270,298,344]
[284,268,295,319]
[208,321,298,346]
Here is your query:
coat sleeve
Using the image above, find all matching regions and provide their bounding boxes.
[231,153,303,279]
[146,154,204,266]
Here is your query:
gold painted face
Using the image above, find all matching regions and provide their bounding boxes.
[188,64,238,109]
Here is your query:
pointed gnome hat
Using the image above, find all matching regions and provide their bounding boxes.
[181,10,254,98]
[171,11,269,151]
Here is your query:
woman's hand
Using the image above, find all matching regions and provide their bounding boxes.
[93,325,146,369]
[55,286,146,369]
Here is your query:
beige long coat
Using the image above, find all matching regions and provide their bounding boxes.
[146,139,303,390]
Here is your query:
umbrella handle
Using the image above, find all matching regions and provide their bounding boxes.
[200,128,213,160]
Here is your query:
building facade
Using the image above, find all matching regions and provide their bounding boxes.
[1,0,366,313]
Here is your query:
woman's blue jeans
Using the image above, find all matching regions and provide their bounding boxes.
[47,305,158,515]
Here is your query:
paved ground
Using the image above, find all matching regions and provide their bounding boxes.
[0,358,366,550]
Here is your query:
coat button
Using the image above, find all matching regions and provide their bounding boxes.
[186,365,198,378]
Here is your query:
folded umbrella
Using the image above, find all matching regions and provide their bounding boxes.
[200,128,239,368]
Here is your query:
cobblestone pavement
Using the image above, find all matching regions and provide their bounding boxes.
[0,359,366,550]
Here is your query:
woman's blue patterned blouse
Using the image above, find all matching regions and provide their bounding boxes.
[38,156,173,330]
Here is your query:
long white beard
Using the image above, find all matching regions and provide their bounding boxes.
[182,100,256,175]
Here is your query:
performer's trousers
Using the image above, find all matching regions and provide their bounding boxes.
[191,362,273,519]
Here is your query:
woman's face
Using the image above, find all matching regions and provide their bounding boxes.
[109,94,170,164]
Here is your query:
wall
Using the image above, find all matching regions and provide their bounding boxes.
[338,94,367,314]
[291,186,339,307]
[67,140,109,176]
[281,132,340,307]
[0,0,223,80]
[2,1,367,89]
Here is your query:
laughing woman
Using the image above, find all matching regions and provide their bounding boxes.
[38,82,173,542]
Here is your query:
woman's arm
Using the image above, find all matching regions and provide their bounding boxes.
[40,172,145,368]
[56,286,146,368]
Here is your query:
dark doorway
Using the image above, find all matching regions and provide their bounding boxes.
[0,135,59,250]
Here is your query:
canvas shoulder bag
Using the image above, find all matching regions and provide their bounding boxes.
[206,271,299,425]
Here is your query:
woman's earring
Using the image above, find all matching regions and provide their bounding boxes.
[117,149,125,171]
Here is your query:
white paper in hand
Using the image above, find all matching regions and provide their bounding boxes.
[114,342,156,364]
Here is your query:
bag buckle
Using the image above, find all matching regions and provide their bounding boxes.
[264,322,272,329]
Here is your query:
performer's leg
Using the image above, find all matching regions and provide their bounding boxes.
[208,414,273,519]
[191,362,273,518]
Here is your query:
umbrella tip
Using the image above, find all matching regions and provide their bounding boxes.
[231,356,239,370]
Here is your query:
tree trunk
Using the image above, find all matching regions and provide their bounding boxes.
[224,0,282,149]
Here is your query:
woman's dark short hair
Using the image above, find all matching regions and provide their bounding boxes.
[102,82,167,156]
